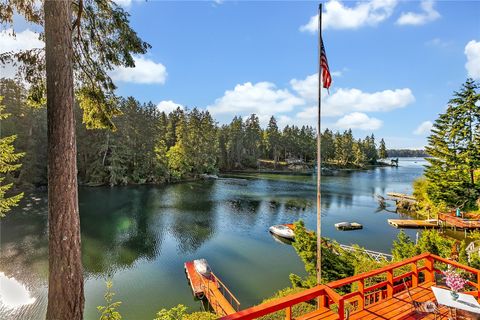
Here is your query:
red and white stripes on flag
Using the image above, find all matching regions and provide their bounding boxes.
[320,39,332,89]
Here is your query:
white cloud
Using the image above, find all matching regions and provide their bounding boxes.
[114,0,132,7]
[290,74,318,101]
[290,73,415,117]
[0,28,43,80]
[207,81,304,116]
[110,56,167,84]
[465,40,480,80]
[413,121,433,135]
[300,0,398,32]
[0,28,43,54]
[156,100,184,114]
[325,87,415,116]
[396,0,440,26]
[335,112,383,130]
[204,73,414,130]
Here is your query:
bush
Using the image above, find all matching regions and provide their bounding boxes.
[154,304,215,320]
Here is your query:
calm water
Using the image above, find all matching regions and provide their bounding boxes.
[1,158,428,319]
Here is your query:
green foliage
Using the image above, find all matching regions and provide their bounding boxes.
[0,96,24,217]
[1,0,150,130]
[289,221,356,288]
[153,304,215,320]
[378,138,388,159]
[392,230,417,261]
[1,78,388,187]
[97,281,122,320]
[424,79,480,210]
[412,177,445,218]
[392,230,456,261]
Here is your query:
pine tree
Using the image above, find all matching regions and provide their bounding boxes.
[425,79,480,209]
[265,116,281,167]
[0,97,24,217]
[243,114,262,167]
[378,138,388,159]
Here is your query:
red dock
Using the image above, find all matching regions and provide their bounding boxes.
[438,212,480,229]
[184,260,240,317]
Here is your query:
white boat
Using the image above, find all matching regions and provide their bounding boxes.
[193,259,212,277]
[335,222,363,231]
[269,225,295,239]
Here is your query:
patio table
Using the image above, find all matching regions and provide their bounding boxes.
[432,286,480,318]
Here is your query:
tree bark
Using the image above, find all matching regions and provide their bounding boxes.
[45,1,84,319]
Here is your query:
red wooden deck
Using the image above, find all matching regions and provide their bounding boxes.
[221,253,480,320]
[439,212,480,229]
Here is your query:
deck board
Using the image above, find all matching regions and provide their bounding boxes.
[296,282,455,320]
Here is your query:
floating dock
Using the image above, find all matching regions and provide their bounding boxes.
[184,260,240,317]
[388,219,438,229]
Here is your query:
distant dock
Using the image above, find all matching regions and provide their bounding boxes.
[388,219,438,229]
[386,192,418,204]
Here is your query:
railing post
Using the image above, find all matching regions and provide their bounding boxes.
[358,279,365,310]
[285,306,292,320]
[425,256,434,283]
[319,293,328,308]
[338,299,345,319]
[477,271,480,301]
[411,262,418,288]
[387,270,394,298]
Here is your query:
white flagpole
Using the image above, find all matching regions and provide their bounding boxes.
[316,3,323,287]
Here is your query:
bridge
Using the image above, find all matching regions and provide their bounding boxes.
[338,244,393,262]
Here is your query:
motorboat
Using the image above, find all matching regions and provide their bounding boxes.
[193,259,212,277]
[269,224,295,239]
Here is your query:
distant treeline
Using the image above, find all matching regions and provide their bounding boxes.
[387,149,428,157]
[1,79,388,187]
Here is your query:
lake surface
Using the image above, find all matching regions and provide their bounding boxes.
[1,158,429,319]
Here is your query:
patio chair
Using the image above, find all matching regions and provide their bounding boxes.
[402,278,440,319]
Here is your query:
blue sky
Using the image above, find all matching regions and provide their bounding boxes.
[1,0,480,148]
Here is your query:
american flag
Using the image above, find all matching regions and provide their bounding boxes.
[320,38,332,89]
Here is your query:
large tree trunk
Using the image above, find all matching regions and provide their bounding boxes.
[45,1,85,319]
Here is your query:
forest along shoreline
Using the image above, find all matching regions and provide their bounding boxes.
[2,78,400,191]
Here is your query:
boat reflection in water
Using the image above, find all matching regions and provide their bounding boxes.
[270,233,294,245]
[0,272,36,309]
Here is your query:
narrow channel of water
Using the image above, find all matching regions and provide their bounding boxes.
[1,158,431,319]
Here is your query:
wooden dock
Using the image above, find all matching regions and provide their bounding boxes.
[184,260,240,317]
[438,212,480,230]
[387,219,438,229]
[386,192,417,202]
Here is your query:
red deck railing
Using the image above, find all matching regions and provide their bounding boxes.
[220,253,480,320]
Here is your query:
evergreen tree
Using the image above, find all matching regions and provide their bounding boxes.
[425,79,480,209]
[0,97,24,217]
[244,114,262,167]
[265,116,281,167]
[353,139,366,166]
[321,129,335,162]
[378,138,388,159]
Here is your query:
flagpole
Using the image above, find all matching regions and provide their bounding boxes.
[316,3,322,287]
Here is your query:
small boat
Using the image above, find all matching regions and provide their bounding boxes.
[335,222,363,231]
[193,259,212,277]
[269,224,295,239]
